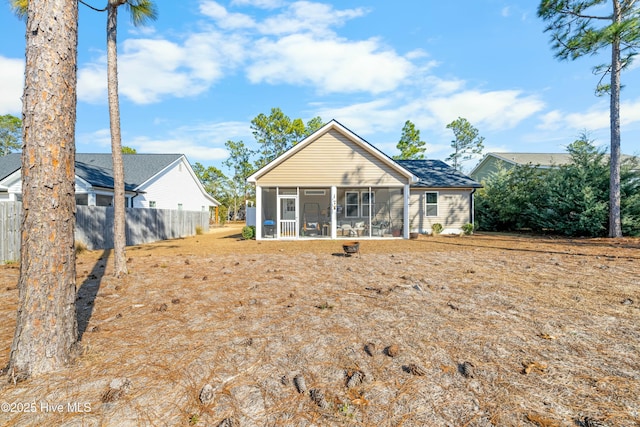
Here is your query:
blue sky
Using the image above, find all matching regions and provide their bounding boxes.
[1,0,639,174]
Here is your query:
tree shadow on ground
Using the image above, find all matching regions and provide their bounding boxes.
[76,249,110,341]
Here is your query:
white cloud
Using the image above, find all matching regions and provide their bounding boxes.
[247,33,414,94]
[0,56,24,114]
[130,136,229,162]
[258,1,368,36]
[230,0,284,8]
[425,90,545,130]
[78,31,245,105]
[199,1,256,29]
[77,128,112,150]
[536,97,640,134]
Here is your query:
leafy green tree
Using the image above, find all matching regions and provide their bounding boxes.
[542,133,610,236]
[476,132,640,236]
[192,162,229,200]
[0,114,22,155]
[9,0,79,378]
[475,163,549,232]
[445,117,484,171]
[393,120,426,160]
[192,162,231,222]
[223,139,255,221]
[251,108,323,169]
[538,0,640,237]
[122,145,137,153]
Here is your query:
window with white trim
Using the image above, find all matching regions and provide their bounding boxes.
[425,192,438,217]
[361,191,374,217]
[345,191,359,217]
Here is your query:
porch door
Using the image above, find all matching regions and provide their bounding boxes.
[278,196,298,238]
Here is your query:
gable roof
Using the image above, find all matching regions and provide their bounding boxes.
[1,153,191,192]
[247,119,417,183]
[398,159,482,188]
[75,153,184,191]
[470,152,639,181]
[475,153,575,170]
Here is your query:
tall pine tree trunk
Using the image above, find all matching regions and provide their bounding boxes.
[609,0,623,238]
[108,1,128,276]
[9,0,79,378]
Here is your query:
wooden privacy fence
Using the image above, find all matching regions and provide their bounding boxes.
[1,202,210,262]
[0,202,21,263]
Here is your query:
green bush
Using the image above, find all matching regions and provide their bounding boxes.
[241,225,255,240]
[431,223,443,235]
[461,223,474,235]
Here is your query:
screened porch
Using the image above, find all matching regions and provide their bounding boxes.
[258,186,405,239]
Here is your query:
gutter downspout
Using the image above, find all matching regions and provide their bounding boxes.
[470,188,477,225]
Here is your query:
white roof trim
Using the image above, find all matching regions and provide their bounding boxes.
[247,119,417,183]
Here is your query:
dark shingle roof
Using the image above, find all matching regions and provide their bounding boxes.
[397,159,482,188]
[0,154,21,181]
[1,153,183,191]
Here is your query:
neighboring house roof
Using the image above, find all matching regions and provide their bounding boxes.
[471,152,638,182]
[0,154,21,183]
[1,153,184,191]
[477,152,575,169]
[1,153,219,205]
[75,153,185,191]
[398,159,482,188]
[247,119,417,184]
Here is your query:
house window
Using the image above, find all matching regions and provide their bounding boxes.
[149,201,156,208]
[345,191,359,217]
[361,191,374,217]
[75,194,88,206]
[304,189,326,196]
[425,192,438,217]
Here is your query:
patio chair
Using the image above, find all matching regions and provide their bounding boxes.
[340,223,357,237]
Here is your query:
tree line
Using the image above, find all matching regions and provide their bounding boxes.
[475,133,640,237]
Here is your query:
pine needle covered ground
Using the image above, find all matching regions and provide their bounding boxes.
[1,225,638,426]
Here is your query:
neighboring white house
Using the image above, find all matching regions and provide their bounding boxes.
[0,153,219,212]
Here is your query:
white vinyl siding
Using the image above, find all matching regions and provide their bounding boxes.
[134,158,216,211]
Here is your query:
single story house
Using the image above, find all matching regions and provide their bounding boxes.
[0,153,219,212]
[247,120,481,240]
[470,152,638,183]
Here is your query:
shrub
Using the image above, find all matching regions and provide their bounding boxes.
[195,225,204,235]
[75,240,88,254]
[241,225,255,240]
[461,223,474,235]
[431,223,443,235]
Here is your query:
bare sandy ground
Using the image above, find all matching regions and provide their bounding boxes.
[0,225,638,426]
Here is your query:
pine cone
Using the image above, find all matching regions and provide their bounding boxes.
[364,342,376,357]
[582,417,609,427]
[217,418,238,427]
[404,363,427,376]
[346,370,364,388]
[199,383,214,405]
[460,361,475,378]
[309,388,329,409]
[385,344,400,357]
[293,374,307,394]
